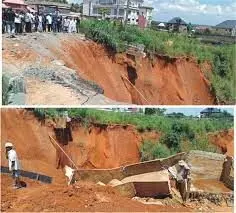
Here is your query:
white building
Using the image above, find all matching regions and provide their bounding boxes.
[83,0,152,26]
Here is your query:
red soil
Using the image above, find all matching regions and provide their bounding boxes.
[59,40,215,105]
[208,129,234,157]
[1,110,233,212]
[1,109,160,175]
[1,174,192,212]
[3,35,215,105]
[192,179,232,193]
[0,109,63,182]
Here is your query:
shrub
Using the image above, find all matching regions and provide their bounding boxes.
[152,143,171,159]
[161,132,181,152]
[140,140,171,161]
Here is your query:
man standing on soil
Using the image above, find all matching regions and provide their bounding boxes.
[46,14,52,32]
[25,11,32,33]
[5,142,21,189]
[176,160,191,202]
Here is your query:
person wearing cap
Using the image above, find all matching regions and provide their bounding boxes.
[176,160,191,202]
[5,142,21,189]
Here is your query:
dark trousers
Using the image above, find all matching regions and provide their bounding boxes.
[47,24,52,32]
[52,22,57,32]
[2,21,6,34]
[15,23,21,34]
[25,22,31,33]
[57,23,61,32]
[43,23,46,32]
[35,23,38,32]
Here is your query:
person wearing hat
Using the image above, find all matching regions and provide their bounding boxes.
[5,142,21,189]
[176,160,191,202]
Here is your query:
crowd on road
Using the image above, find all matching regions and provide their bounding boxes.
[2,8,81,35]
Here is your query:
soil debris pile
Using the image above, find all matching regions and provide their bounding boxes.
[1,174,192,212]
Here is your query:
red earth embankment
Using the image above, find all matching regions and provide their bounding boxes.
[208,129,234,157]
[3,34,215,105]
[58,40,215,105]
[1,109,161,177]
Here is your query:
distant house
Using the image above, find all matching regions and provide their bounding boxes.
[25,0,71,14]
[167,17,187,33]
[200,108,221,118]
[3,0,27,10]
[213,20,236,36]
[194,24,213,34]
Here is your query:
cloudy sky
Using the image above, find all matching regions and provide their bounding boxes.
[69,0,236,25]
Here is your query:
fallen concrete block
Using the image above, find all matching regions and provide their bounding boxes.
[113,182,136,198]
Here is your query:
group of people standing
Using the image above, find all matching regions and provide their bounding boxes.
[3,8,81,35]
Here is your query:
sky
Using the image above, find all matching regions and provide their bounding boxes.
[164,108,234,116]
[69,0,236,25]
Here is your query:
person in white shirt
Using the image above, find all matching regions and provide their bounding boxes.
[5,142,21,189]
[63,17,69,32]
[38,14,43,32]
[25,11,32,33]
[46,14,52,32]
[68,17,76,33]
[14,11,21,34]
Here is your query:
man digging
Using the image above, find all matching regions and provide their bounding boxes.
[5,142,21,189]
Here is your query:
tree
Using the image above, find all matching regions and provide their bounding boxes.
[70,3,81,13]
[167,112,185,118]
[145,108,166,115]
[98,8,110,19]
[187,22,193,33]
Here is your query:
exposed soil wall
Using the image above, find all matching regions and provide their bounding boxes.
[0,109,64,182]
[208,129,234,157]
[3,34,216,105]
[220,156,234,190]
[69,124,142,169]
[60,40,215,105]
[1,109,161,178]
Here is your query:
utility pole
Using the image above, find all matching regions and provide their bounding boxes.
[124,0,130,25]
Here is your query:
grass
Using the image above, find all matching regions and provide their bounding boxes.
[34,108,233,134]
[80,19,235,104]
[33,108,233,159]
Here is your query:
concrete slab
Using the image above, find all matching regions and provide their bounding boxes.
[121,170,171,197]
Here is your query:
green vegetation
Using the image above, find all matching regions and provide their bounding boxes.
[33,108,233,134]
[80,19,235,104]
[32,108,233,160]
[140,141,171,161]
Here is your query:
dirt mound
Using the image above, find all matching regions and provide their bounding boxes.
[3,34,215,105]
[1,174,193,212]
[208,129,234,157]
